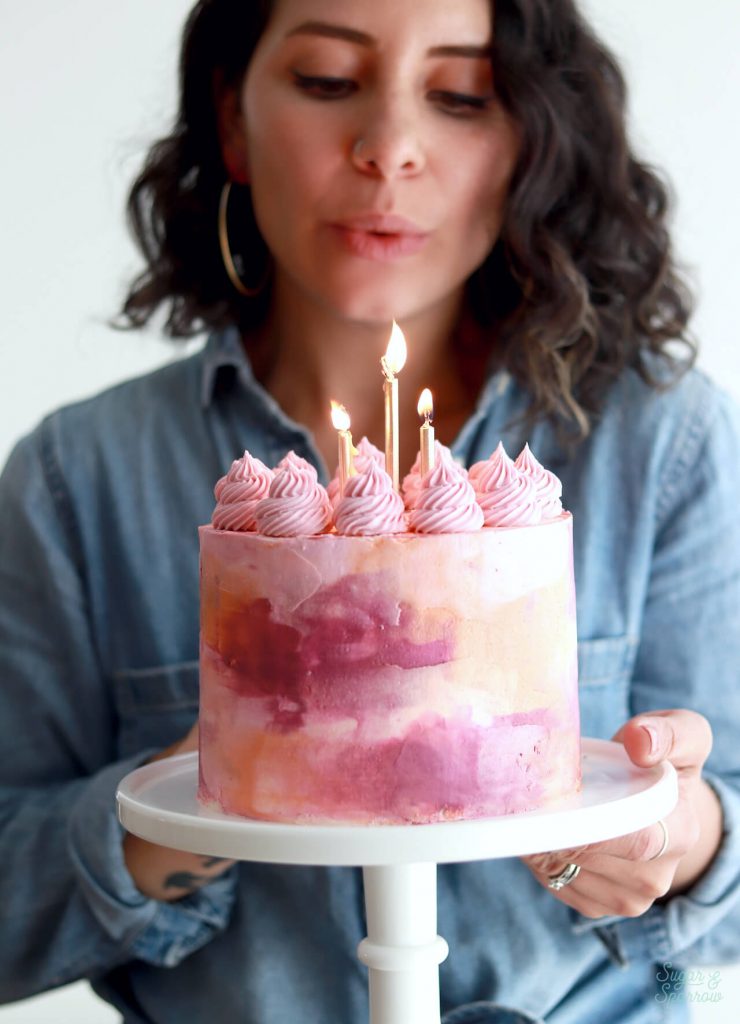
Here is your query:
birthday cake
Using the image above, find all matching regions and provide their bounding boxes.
[198,442,580,825]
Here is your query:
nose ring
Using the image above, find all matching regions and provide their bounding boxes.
[353,138,365,159]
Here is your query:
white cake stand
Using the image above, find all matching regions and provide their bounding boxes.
[117,738,677,1024]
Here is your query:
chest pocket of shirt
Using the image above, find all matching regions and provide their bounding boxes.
[107,641,634,760]
[577,636,636,740]
[112,661,199,759]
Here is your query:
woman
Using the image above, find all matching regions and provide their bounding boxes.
[0,0,738,1021]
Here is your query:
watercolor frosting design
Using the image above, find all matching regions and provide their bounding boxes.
[199,445,580,825]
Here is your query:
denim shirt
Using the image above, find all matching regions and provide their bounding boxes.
[1,327,739,1024]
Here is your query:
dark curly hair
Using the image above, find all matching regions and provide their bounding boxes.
[118,0,695,440]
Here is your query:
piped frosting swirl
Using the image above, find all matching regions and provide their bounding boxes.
[334,459,406,536]
[354,436,385,472]
[515,444,563,519]
[212,452,274,532]
[329,436,385,507]
[401,451,423,510]
[471,443,541,527]
[255,452,332,537]
[410,445,484,534]
[402,442,455,510]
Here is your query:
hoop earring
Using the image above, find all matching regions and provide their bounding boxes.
[218,181,271,297]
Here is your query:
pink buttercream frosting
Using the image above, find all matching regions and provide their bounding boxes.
[515,444,564,519]
[327,475,341,508]
[334,459,406,536]
[467,458,487,487]
[410,445,484,534]
[354,436,385,471]
[402,443,455,510]
[212,452,274,532]
[255,452,332,537]
[329,436,385,506]
[402,451,422,510]
[471,443,541,527]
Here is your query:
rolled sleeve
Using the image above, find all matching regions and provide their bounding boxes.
[572,772,740,967]
[573,380,740,968]
[0,425,236,997]
[67,753,239,969]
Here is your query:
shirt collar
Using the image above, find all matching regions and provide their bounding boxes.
[199,325,517,461]
[200,327,317,465]
[201,327,512,403]
[200,326,257,409]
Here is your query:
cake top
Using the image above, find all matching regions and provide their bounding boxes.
[211,451,273,532]
[328,436,385,507]
[253,453,333,538]
[470,442,540,527]
[409,444,485,534]
[515,443,564,519]
[210,442,565,538]
[334,458,406,536]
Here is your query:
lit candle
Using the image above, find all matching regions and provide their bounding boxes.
[381,322,408,491]
[417,389,435,477]
[330,401,355,496]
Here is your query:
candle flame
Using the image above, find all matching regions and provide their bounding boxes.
[330,400,351,432]
[417,388,434,421]
[382,321,407,378]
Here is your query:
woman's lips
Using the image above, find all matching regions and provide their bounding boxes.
[328,216,430,261]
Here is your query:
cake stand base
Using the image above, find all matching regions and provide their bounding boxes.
[117,738,677,1024]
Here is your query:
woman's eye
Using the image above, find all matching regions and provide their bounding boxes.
[430,90,492,115]
[292,72,356,100]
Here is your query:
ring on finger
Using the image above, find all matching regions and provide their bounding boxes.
[648,819,669,862]
[547,862,581,891]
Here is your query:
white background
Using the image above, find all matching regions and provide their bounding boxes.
[0,0,738,1021]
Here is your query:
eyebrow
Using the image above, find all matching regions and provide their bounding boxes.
[429,44,492,59]
[285,21,491,59]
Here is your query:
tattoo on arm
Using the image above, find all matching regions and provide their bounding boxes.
[201,856,228,869]
[163,857,230,892]
[163,871,210,892]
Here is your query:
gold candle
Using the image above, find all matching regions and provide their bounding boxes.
[381,322,408,491]
[417,388,435,477]
[330,401,354,495]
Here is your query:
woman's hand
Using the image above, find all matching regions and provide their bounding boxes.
[123,722,237,901]
[522,710,724,919]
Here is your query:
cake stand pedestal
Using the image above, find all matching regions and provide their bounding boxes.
[117,738,677,1024]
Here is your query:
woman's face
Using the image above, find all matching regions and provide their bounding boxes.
[224,0,519,325]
